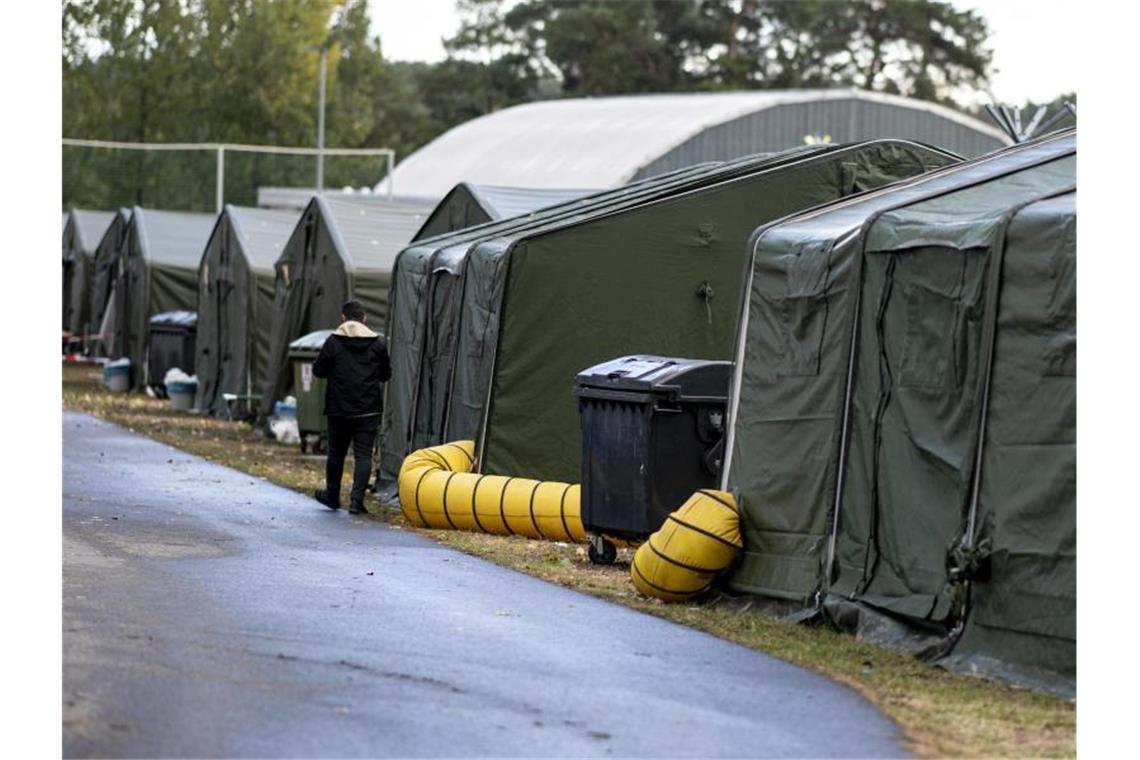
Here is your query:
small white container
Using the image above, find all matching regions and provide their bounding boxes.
[103,362,131,393]
[166,380,197,411]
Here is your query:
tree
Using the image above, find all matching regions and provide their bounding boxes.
[444,0,995,107]
[62,0,411,207]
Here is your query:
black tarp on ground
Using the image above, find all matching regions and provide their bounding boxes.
[110,207,215,388]
[86,208,132,353]
[721,129,1075,691]
[412,184,590,241]
[195,205,300,416]
[454,140,959,483]
[260,196,431,412]
[63,209,116,335]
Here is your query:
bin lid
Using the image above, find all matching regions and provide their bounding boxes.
[288,329,335,353]
[148,310,197,327]
[574,355,732,403]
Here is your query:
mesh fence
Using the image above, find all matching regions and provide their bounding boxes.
[62,143,393,212]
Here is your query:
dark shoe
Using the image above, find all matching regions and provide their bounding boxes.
[315,489,341,511]
[348,501,368,515]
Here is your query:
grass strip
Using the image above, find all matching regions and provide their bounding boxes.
[63,362,1075,758]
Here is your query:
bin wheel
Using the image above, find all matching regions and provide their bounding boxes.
[588,537,617,565]
[299,435,308,454]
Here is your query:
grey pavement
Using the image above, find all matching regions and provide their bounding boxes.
[63,410,905,758]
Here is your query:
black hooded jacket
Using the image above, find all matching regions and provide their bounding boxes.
[311,321,391,417]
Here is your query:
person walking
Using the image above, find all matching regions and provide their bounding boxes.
[312,300,391,514]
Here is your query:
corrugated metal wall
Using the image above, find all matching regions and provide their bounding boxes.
[633,98,1005,181]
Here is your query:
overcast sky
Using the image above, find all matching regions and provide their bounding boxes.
[367,0,1077,105]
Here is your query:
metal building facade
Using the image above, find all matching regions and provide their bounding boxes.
[379,89,1008,199]
[634,94,1007,180]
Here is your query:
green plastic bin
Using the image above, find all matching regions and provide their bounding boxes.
[288,329,334,454]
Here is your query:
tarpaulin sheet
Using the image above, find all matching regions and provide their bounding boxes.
[87,208,132,350]
[195,205,299,416]
[939,191,1076,695]
[377,164,723,481]
[461,141,958,482]
[413,183,589,242]
[111,207,214,386]
[722,129,1076,691]
[63,209,116,335]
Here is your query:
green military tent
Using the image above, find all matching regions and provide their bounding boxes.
[87,208,132,354]
[452,140,960,483]
[195,205,300,416]
[413,184,590,241]
[940,190,1075,693]
[378,163,724,482]
[111,207,215,388]
[260,195,431,413]
[62,209,116,336]
[721,129,1075,690]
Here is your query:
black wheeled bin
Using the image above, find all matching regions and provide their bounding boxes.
[147,311,197,396]
[574,355,732,564]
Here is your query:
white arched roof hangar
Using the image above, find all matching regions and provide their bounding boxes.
[379,88,1009,199]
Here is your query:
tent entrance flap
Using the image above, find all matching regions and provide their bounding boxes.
[721,130,1075,690]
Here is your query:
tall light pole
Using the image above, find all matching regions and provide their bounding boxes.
[316,44,328,193]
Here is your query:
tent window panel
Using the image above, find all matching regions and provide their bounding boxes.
[893,247,986,391]
[765,245,831,377]
[898,281,957,388]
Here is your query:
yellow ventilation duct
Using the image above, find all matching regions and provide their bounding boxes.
[397,441,585,542]
[631,490,743,603]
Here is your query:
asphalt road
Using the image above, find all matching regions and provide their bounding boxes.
[63,410,905,758]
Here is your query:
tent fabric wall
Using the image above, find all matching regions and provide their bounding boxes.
[413,184,590,242]
[111,207,215,388]
[377,162,746,482]
[260,195,430,413]
[87,208,132,351]
[456,140,959,484]
[415,159,805,476]
[723,131,1074,603]
[939,191,1076,692]
[378,144,956,485]
[195,205,299,416]
[720,130,1075,689]
[63,209,116,335]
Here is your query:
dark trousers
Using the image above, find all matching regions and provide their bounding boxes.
[325,414,380,507]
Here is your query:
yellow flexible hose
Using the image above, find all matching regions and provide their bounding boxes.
[398,441,585,542]
[396,443,735,599]
[631,490,743,603]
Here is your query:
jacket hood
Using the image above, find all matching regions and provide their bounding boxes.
[332,320,380,353]
[335,320,378,338]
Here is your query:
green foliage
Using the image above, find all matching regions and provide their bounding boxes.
[63,0,1073,211]
[63,0,405,209]
[446,0,995,104]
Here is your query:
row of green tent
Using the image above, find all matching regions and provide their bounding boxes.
[376,131,1075,693]
[376,139,960,482]
[61,186,581,409]
[63,129,1075,693]
[723,129,1075,694]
